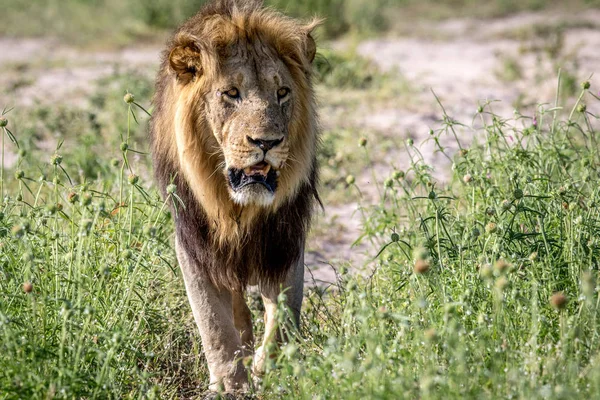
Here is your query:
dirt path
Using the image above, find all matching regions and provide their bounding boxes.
[309,10,600,282]
[2,10,599,284]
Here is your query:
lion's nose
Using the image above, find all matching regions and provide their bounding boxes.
[246,136,283,153]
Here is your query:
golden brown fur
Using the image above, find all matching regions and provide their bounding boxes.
[149,1,321,392]
[150,0,320,290]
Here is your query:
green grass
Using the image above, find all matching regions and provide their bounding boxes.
[258,80,600,399]
[0,101,206,398]
[2,56,600,399]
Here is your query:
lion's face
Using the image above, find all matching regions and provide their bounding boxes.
[204,45,294,207]
[163,9,318,219]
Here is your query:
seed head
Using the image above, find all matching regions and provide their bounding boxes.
[120,142,129,151]
[459,149,469,157]
[392,170,404,180]
[550,292,568,310]
[414,259,430,274]
[513,188,523,199]
[22,282,33,293]
[391,232,400,242]
[485,222,497,234]
[67,192,79,204]
[501,199,512,210]
[18,149,27,158]
[577,103,587,113]
[471,227,481,239]
[51,154,63,166]
[406,138,414,147]
[477,105,484,113]
[16,193,23,202]
[463,174,473,184]
[14,170,24,180]
[124,93,135,104]
[345,175,355,185]
[128,174,139,185]
[486,207,496,216]
[384,178,393,188]
[110,158,120,168]
[428,190,436,200]
[0,117,8,127]
[494,258,511,273]
[358,137,367,147]
[581,81,591,90]
[166,184,177,194]
[495,276,509,290]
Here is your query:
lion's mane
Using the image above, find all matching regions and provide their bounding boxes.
[149,0,320,291]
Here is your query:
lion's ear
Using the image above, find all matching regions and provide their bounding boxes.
[306,33,317,64]
[304,18,323,64]
[169,41,202,84]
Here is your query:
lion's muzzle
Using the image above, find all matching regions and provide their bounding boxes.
[224,131,288,206]
[228,161,278,193]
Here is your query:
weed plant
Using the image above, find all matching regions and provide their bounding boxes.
[261,79,600,399]
[0,99,203,398]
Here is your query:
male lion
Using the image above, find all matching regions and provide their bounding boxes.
[149,0,320,393]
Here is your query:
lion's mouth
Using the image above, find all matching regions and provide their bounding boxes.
[228,161,278,193]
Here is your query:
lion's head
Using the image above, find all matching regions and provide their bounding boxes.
[151,0,320,241]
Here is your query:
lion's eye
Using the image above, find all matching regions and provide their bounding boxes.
[223,88,240,99]
[277,87,290,100]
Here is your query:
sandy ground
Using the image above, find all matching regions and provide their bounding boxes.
[1,10,599,284]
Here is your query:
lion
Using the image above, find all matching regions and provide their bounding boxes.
[149,0,321,394]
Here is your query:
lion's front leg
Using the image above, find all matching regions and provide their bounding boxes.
[175,239,248,393]
[253,252,304,376]
[232,290,254,356]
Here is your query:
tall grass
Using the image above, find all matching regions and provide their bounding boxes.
[259,80,600,399]
[0,98,206,398]
[2,63,600,399]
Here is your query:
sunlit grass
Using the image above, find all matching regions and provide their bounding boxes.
[260,79,600,399]
[0,98,206,398]
[1,52,600,399]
